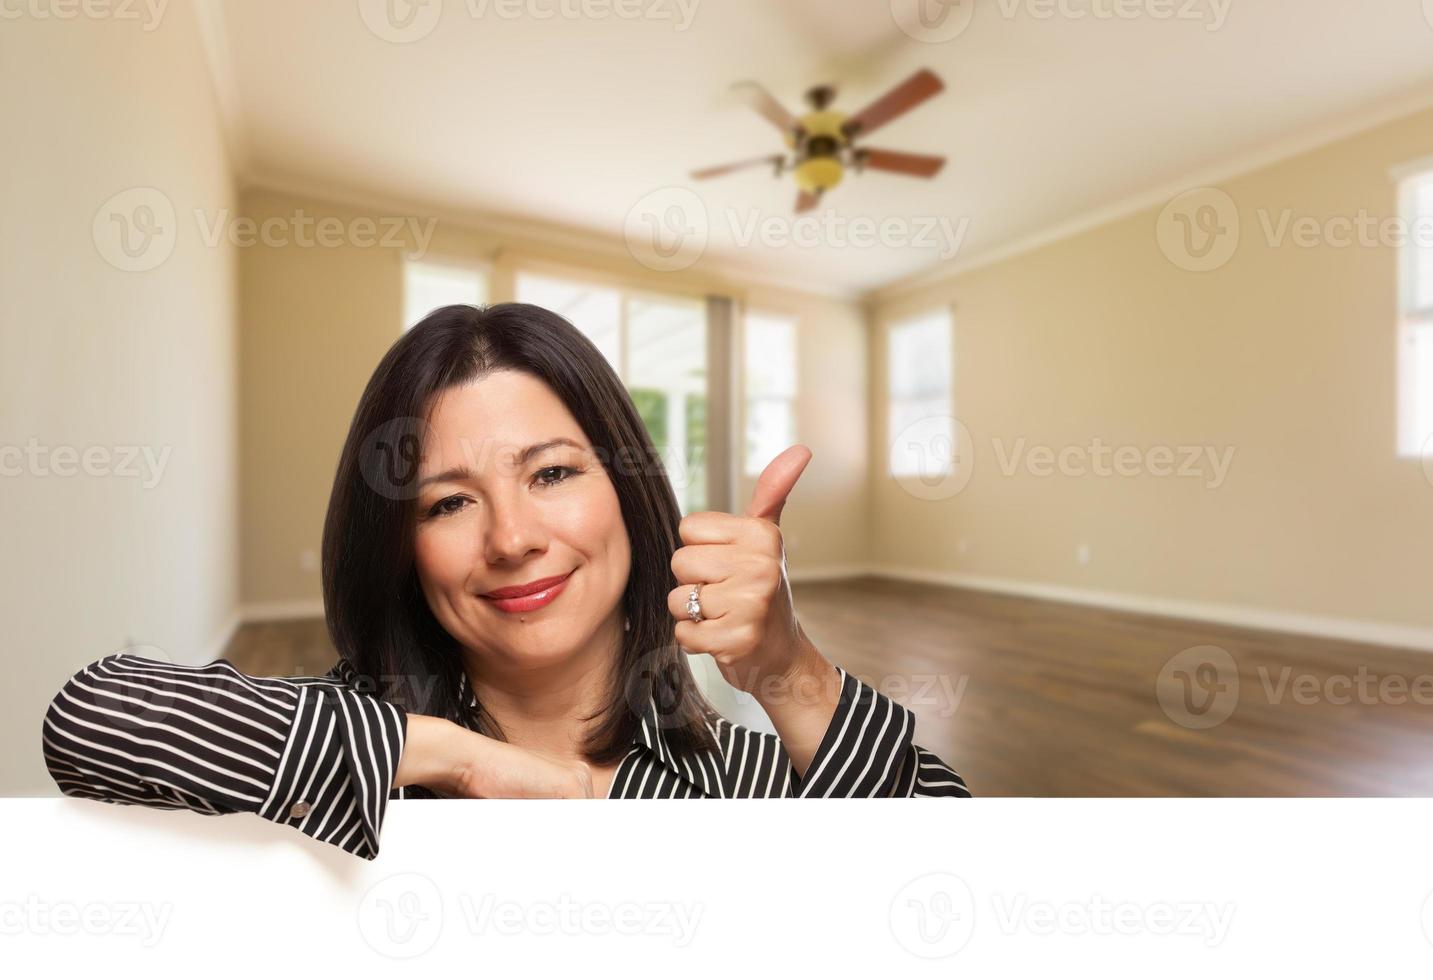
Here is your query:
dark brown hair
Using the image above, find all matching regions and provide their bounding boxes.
[320,302,717,764]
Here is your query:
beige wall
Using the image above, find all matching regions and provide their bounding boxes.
[868,106,1433,636]
[238,187,870,608]
[2,8,240,793]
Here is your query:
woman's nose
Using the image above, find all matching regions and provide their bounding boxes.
[482,491,548,564]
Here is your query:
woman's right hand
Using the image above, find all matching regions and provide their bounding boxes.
[396,714,594,799]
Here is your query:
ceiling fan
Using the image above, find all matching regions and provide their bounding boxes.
[691,68,947,213]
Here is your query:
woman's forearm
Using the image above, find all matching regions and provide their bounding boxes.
[394,713,467,792]
[395,714,596,799]
[753,631,842,779]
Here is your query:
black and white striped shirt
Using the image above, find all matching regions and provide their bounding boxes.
[41,652,970,860]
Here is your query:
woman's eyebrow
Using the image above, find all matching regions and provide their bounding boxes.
[416,437,586,490]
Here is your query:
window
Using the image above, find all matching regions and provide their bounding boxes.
[403,257,487,331]
[887,308,954,478]
[743,311,797,476]
[516,272,708,513]
[1398,169,1433,457]
[514,272,621,369]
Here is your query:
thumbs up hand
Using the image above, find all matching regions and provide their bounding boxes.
[669,445,830,699]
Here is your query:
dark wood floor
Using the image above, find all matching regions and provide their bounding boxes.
[225,576,1433,797]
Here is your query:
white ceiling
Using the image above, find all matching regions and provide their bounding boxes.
[213,0,1433,296]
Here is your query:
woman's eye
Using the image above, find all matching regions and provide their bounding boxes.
[426,495,468,518]
[534,465,579,487]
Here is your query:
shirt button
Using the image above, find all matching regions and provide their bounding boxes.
[289,801,312,819]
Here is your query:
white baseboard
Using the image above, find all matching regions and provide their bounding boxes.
[868,563,1433,654]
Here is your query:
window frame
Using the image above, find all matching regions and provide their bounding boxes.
[1396,165,1433,459]
[886,306,956,480]
[740,308,799,478]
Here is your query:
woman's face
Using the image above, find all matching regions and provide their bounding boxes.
[412,369,631,675]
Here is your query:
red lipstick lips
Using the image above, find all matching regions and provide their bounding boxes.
[480,571,573,613]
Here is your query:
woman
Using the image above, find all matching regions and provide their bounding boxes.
[41,303,969,861]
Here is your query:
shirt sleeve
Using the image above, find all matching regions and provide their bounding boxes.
[40,651,407,859]
[790,667,971,798]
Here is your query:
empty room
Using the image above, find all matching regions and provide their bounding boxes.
[5,0,1433,971]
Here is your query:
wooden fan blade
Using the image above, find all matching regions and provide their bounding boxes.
[795,190,820,213]
[859,149,946,178]
[690,155,784,180]
[732,80,799,136]
[842,68,944,140]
